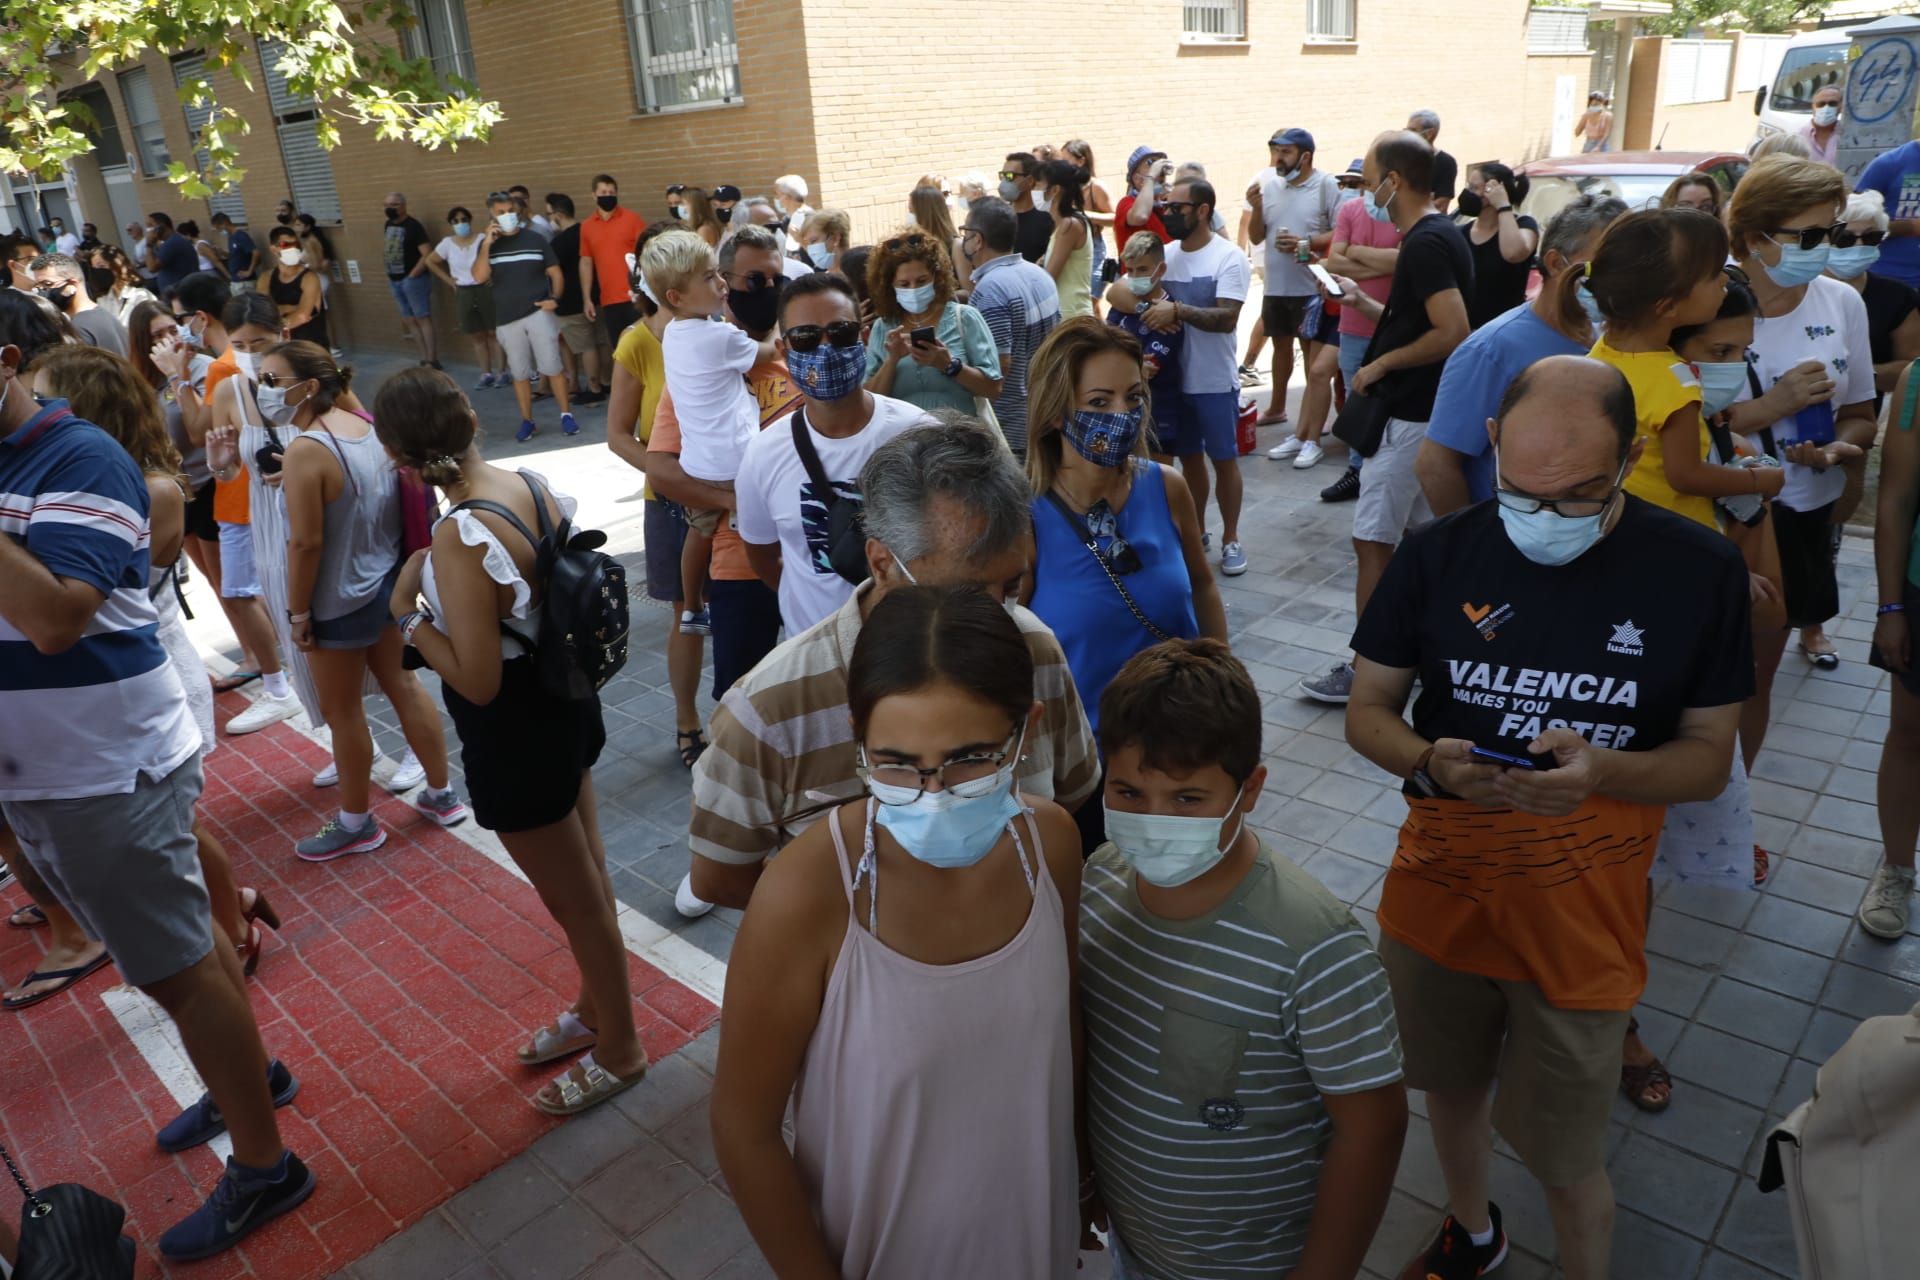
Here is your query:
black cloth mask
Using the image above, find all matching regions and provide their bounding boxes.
[727,278,782,335]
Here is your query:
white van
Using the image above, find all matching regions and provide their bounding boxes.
[1751,28,1851,151]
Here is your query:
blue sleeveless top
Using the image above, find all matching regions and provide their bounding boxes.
[1030,460,1200,731]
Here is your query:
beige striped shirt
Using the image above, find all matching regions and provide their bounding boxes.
[689,582,1100,865]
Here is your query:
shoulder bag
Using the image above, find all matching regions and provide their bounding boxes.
[3,1137,136,1279]
[789,407,870,586]
[1329,301,1394,458]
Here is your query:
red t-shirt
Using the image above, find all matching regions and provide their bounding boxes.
[1111,195,1171,252]
[578,206,647,307]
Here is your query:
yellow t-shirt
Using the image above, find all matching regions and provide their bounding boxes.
[612,320,665,500]
[1588,336,1716,530]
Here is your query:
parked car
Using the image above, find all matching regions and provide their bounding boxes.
[1517,151,1751,225]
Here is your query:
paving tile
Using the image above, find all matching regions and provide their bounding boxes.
[1699,1248,1792,1280]
[1798,1007,1860,1062]
[1763,860,1869,917]
[702,1249,777,1279]
[1748,781,1816,823]
[528,1100,646,1189]
[1716,1178,1803,1277]
[652,1097,719,1178]
[1834,922,1920,983]
[1721,934,1834,1005]
[1655,881,1759,931]
[1641,953,1714,1019]
[1746,895,1852,957]
[576,1133,704,1239]
[1769,1058,1818,1120]
[1821,764,1878,803]
[1611,1206,1708,1271]
[1325,815,1401,867]
[1782,825,1882,877]
[582,1247,671,1279]
[355,1211,481,1280]
[611,1051,714,1134]
[1610,1132,1738,1237]
[1747,749,1832,792]
[1646,907,1740,969]
[444,1157,570,1248]
[1819,961,1920,1020]
[1667,1025,1788,1108]
[680,1026,721,1076]
[635,1185,755,1280]
[1803,793,1882,841]
[1695,978,1813,1054]
[488,1196,623,1280]
[1632,1082,1765,1169]
[1301,849,1384,905]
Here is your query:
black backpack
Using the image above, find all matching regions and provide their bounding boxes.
[454,472,629,700]
[790,407,869,586]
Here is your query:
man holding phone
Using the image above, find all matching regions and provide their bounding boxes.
[1344,356,1751,1280]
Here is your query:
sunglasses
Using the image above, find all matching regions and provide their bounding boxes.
[1081,501,1141,574]
[997,170,1026,181]
[1831,227,1887,249]
[883,233,932,252]
[1767,224,1845,251]
[784,320,863,352]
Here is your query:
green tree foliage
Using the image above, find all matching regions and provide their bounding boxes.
[1646,0,1833,37]
[1,0,503,196]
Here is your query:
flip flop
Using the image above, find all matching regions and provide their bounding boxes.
[7,903,47,929]
[532,1052,647,1116]
[3,950,112,1011]
[212,670,261,693]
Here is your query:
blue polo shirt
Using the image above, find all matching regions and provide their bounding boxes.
[0,400,197,801]
[1425,302,1585,502]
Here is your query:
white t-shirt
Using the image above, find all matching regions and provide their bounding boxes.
[662,317,762,483]
[1258,170,1342,297]
[435,235,484,287]
[734,393,930,633]
[55,232,81,255]
[1161,234,1252,396]
[1742,275,1873,513]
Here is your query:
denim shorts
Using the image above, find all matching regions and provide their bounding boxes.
[390,274,433,318]
[217,520,261,597]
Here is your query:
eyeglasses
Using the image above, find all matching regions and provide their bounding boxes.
[1492,447,1626,519]
[997,170,1026,181]
[858,727,1021,802]
[257,372,307,387]
[1084,500,1142,574]
[1157,201,1199,213]
[783,320,863,352]
[1767,224,1844,251]
[1831,227,1887,249]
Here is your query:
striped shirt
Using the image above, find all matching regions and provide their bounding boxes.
[688,581,1099,866]
[1081,842,1403,1280]
[967,252,1061,452]
[0,402,198,801]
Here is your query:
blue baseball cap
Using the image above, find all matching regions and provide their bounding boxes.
[1343,158,1365,176]
[1127,145,1167,175]
[1269,127,1316,151]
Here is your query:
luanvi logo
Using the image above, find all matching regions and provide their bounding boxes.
[1461,600,1514,642]
[1607,620,1645,656]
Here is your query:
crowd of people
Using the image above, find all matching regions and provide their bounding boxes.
[3,105,1919,1280]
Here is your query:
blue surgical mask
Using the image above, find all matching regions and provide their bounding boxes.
[451,221,472,237]
[1062,404,1145,467]
[863,733,1025,869]
[806,241,834,269]
[1826,244,1881,279]
[1364,178,1395,225]
[1694,361,1749,415]
[496,211,520,234]
[1125,273,1157,297]
[784,342,867,401]
[1576,281,1605,331]
[1760,241,1830,288]
[1813,105,1840,127]
[1494,446,1627,567]
[1104,789,1246,888]
[895,283,937,314]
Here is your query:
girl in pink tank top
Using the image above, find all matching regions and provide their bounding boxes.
[712,586,1086,1279]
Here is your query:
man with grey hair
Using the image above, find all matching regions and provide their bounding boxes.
[961,196,1061,453]
[773,174,812,253]
[734,199,810,280]
[682,416,1099,911]
[29,251,127,354]
[1415,193,1630,515]
[1406,110,1457,213]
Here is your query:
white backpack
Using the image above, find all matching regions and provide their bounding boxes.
[1761,1000,1920,1279]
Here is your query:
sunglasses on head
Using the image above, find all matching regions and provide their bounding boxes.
[883,233,931,252]
[784,320,863,352]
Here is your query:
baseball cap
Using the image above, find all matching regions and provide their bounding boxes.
[1270,127,1316,151]
[1127,145,1168,175]
[711,184,742,203]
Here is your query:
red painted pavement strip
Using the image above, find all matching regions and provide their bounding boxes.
[0,693,717,1278]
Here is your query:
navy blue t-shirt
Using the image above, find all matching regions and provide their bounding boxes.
[151,233,199,292]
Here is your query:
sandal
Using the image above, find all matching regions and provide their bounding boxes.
[3,950,112,1011]
[677,728,708,769]
[212,670,261,693]
[518,1009,598,1066]
[7,903,47,929]
[1798,640,1839,670]
[1753,845,1773,887]
[532,1052,647,1117]
[1620,1017,1674,1113]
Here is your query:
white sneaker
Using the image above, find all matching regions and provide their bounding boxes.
[312,757,340,788]
[385,748,426,793]
[318,751,402,789]
[674,873,715,920]
[1267,436,1304,461]
[1858,863,1915,940]
[226,692,301,735]
[1293,440,1325,469]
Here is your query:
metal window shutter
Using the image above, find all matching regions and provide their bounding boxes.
[118,67,171,171]
[172,55,247,221]
[258,40,316,113]
[276,121,340,223]
[1527,7,1588,55]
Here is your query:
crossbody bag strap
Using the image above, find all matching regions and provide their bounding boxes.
[1745,361,1780,459]
[788,407,835,499]
[1042,490,1173,644]
[0,1138,46,1217]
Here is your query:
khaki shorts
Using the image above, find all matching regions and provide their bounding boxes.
[1380,934,1628,1188]
[683,504,726,537]
[1353,416,1434,545]
[557,311,611,357]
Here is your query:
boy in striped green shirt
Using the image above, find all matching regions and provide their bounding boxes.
[1081,639,1407,1280]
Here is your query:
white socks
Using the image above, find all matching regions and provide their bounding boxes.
[261,670,291,699]
[339,809,369,830]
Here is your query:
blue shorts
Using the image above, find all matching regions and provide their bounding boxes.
[390,274,433,319]
[1147,390,1188,458]
[1165,390,1239,462]
[1339,331,1370,382]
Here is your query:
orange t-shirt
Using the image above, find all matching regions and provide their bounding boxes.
[577,206,647,307]
[647,356,799,581]
[205,349,250,525]
[1378,794,1666,1010]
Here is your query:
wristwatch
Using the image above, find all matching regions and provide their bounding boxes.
[1408,745,1442,799]
[944,356,963,378]
[1135,296,1153,317]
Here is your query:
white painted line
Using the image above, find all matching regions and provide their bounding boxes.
[99,986,233,1163]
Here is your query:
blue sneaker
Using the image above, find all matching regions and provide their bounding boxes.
[515,419,537,443]
[561,412,580,436]
[159,1153,315,1261]
[1220,541,1248,576]
[157,1059,300,1152]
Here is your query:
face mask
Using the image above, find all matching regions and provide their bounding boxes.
[232,350,260,380]
[277,247,303,267]
[805,241,835,269]
[1694,361,1749,416]
[496,212,520,234]
[1159,208,1192,240]
[1827,244,1881,279]
[597,194,619,212]
[1760,241,1830,288]
[452,221,471,237]
[1364,179,1396,225]
[254,383,308,427]
[727,280,781,334]
[1455,190,1485,218]
[998,179,1022,202]
[1104,789,1246,888]
[1062,404,1145,466]
[1813,105,1840,126]
[865,734,1024,869]
[895,283,937,314]
[1495,447,1625,566]
[384,208,400,223]
[182,316,206,348]
[1576,280,1605,330]
[1125,273,1157,297]
[785,343,867,401]
[1338,186,1361,205]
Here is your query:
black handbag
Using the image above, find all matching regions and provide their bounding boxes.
[789,407,870,586]
[3,1139,136,1280]
[1329,309,1394,458]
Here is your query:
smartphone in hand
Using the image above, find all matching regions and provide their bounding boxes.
[910,326,937,346]
[1308,263,1343,296]
[1468,745,1557,771]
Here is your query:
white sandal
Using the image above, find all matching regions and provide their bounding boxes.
[532,1052,648,1116]
[516,1010,597,1066]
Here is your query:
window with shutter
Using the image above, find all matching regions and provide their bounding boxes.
[117,67,171,176]
[1307,0,1356,43]
[171,55,248,222]
[401,0,478,88]
[258,40,342,224]
[1526,7,1587,55]
[624,0,742,113]
[1182,0,1246,40]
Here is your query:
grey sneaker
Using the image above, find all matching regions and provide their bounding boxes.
[1220,541,1249,576]
[1858,864,1915,939]
[1299,661,1355,704]
[412,787,469,828]
[294,817,387,863]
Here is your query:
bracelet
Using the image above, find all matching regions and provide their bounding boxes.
[287,610,311,624]
[1881,602,1908,615]
[399,610,430,642]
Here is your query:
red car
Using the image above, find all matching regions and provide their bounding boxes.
[1516,150,1751,225]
